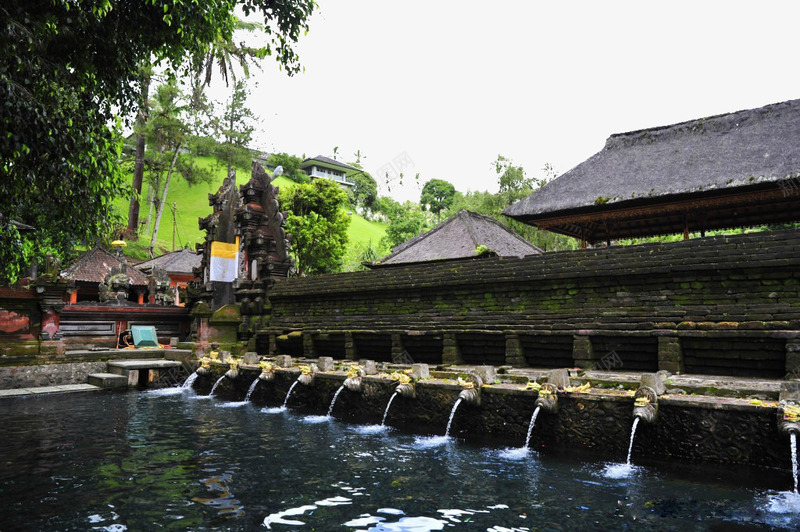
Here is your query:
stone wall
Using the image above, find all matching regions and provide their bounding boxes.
[194,367,791,470]
[0,361,107,388]
[261,230,800,377]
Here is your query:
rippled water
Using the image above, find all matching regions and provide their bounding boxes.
[1,390,799,530]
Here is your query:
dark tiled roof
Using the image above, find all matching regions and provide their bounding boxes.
[61,247,149,286]
[504,99,800,220]
[374,210,542,266]
[300,155,362,173]
[135,249,201,275]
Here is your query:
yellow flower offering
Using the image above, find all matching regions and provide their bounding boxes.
[783,403,800,422]
[565,383,591,393]
[634,397,650,407]
[523,381,541,391]
[299,365,312,375]
[209,351,219,360]
[346,367,360,379]
[389,372,411,385]
[260,361,273,372]
[457,377,474,389]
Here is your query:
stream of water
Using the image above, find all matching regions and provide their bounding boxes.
[444,397,463,437]
[327,384,346,417]
[209,375,226,396]
[282,379,300,408]
[381,391,399,426]
[244,378,260,402]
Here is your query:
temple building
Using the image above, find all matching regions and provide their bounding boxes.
[135,249,201,306]
[61,247,149,304]
[503,99,800,245]
[370,210,541,268]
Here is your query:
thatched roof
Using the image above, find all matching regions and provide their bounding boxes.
[135,249,201,276]
[503,99,800,242]
[61,247,149,286]
[371,210,541,268]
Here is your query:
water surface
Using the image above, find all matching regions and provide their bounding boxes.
[0,390,798,530]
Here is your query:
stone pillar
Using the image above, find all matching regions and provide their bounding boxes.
[345,331,357,360]
[303,331,315,358]
[268,333,278,356]
[442,333,463,366]
[504,332,525,367]
[390,333,404,363]
[658,336,684,374]
[786,339,800,379]
[572,335,595,368]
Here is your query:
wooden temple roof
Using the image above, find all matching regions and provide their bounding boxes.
[503,99,800,243]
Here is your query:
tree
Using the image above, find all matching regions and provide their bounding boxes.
[267,152,309,183]
[348,170,379,218]
[126,64,153,236]
[141,77,213,256]
[420,179,456,222]
[381,202,428,249]
[280,179,351,276]
[0,0,314,284]
[214,79,257,172]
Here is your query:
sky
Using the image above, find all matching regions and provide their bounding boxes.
[209,1,800,202]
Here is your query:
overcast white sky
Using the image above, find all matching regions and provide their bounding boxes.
[211,1,800,202]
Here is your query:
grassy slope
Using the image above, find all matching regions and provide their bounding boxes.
[118,155,386,261]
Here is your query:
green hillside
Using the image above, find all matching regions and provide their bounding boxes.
[117,156,387,264]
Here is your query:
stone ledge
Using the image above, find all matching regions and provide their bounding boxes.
[87,373,129,389]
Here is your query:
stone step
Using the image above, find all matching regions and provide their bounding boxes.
[87,373,129,389]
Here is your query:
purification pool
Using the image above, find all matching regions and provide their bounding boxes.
[2,388,800,531]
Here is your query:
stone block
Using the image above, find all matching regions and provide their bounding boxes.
[275,355,293,368]
[317,356,335,372]
[410,363,429,380]
[87,373,128,389]
[640,373,666,395]
[359,359,378,375]
[243,352,260,365]
[780,381,800,402]
[546,369,570,390]
[472,365,497,385]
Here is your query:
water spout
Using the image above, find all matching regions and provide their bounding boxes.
[524,405,542,449]
[282,379,301,408]
[445,397,464,437]
[181,371,198,389]
[327,384,346,417]
[632,386,658,424]
[626,417,641,465]
[457,374,483,406]
[209,375,226,396]
[534,383,559,413]
[244,378,260,402]
[396,383,416,398]
[259,361,275,382]
[381,391,400,426]
[297,365,315,386]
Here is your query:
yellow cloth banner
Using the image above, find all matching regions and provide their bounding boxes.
[210,241,238,282]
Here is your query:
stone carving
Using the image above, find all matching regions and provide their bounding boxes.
[147,266,174,306]
[99,261,131,304]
